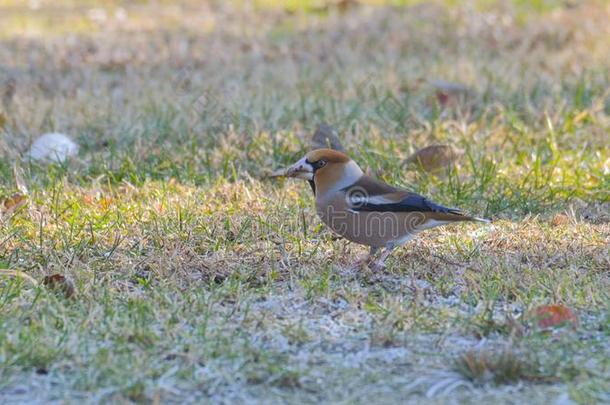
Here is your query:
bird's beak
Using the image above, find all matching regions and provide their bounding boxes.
[286,157,314,180]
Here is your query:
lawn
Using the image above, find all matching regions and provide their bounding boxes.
[0,0,609,403]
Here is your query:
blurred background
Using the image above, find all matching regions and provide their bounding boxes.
[0,0,608,208]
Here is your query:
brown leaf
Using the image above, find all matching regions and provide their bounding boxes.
[1,193,27,219]
[335,0,360,13]
[532,304,578,330]
[311,123,345,152]
[403,144,463,172]
[0,111,6,129]
[3,193,26,210]
[42,274,76,298]
[550,213,570,226]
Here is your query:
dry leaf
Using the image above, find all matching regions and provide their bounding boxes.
[3,193,27,210]
[42,274,76,298]
[403,144,464,172]
[1,193,27,220]
[0,111,6,129]
[335,0,360,13]
[532,304,578,330]
[550,213,570,226]
[311,123,345,152]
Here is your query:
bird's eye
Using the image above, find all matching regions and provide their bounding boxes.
[310,159,327,171]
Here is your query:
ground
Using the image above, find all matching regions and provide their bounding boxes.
[0,0,609,403]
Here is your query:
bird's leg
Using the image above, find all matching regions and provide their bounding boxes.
[371,245,395,272]
[351,246,379,270]
[365,246,379,265]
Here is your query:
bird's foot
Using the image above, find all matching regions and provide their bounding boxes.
[368,245,394,273]
[349,258,370,272]
[370,260,387,272]
[349,253,377,271]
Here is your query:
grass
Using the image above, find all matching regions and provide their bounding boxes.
[1,0,609,403]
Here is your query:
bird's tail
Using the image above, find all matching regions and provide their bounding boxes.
[446,208,491,223]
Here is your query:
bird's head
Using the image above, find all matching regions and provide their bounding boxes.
[286,149,363,195]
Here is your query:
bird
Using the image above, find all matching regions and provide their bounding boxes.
[286,148,489,271]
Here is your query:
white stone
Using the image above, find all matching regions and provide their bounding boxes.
[27,133,79,163]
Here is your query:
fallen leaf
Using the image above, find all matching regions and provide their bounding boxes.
[403,144,464,172]
[335,0,360,13]
[1,193,27,220]
[42,274,76,298]
[311,123,345,152]
[0,111,6,129]
[3,193,26,210]
[550,213,570,226]
[532,304,578,330]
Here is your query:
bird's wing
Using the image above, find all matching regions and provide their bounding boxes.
[354,190,464,215]
[344,175,474,220]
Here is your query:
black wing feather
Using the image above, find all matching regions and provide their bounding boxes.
[354,193,463,215]
[343,175,464,215]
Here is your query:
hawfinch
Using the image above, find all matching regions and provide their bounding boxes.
[286,149,489,270]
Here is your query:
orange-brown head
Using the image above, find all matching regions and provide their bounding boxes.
[286,149,364,196]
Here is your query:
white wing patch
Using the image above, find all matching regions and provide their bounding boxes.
[349,195,395,205]
[366,195,396,204]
